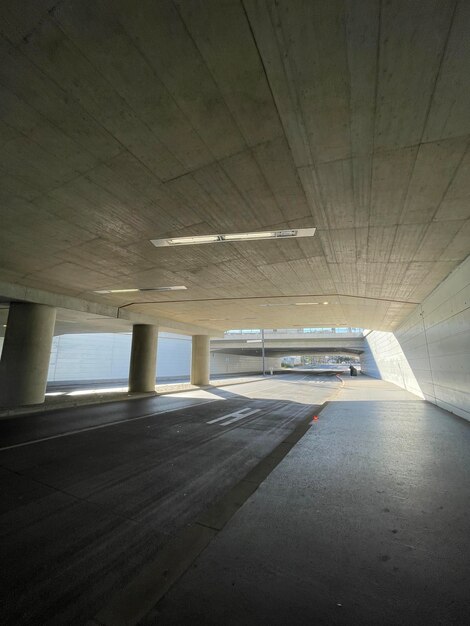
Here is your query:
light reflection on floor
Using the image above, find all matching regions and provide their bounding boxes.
[45,386,129,397]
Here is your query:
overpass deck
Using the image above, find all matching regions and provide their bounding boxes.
[212,331,366,357]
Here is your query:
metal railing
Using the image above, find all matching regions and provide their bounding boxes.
[222,327,364,338]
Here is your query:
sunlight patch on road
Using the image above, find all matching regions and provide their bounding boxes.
[67,386,129,396]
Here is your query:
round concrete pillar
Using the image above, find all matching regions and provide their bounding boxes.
[0,302,56,407]
[128,324,158,393]
[191,335,210,386]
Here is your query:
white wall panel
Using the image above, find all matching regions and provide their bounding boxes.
[47,332,193,382]
[362,257,470,421]
[45,331,277,382]
[157,333,191,378]
[361,330,424,398]
[47,333,131,381]
[210,352,280,376]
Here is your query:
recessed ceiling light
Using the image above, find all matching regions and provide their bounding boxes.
[151,227,316,247]
[140,286,187,292]
[323,301,329,305]
[169,235,219,245]
[196,317,230,322]
[94,288,140,294]
[224,231,275,240]
[94,286,187,294]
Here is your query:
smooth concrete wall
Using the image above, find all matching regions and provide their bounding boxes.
[159,334,191,378]
[46,333,278,381]
[47,332,192,382]
[361,331,424,398]
[211,352,280,375]
[396,257,470,421]
[362,257,470,421]
[48,333,131,381]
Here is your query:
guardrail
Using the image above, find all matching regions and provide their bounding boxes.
[222,327,364,339]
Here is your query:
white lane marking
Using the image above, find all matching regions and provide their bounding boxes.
[0,398,219,452]
[0,375,335,451]
[207,407,261,426]
[220,409,261,426]
[206,407,253,424]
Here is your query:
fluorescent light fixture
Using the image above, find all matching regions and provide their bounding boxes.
[224,231,275,241]
[168,235,219,245]
[247,339,262,343]
[94,288,140,294]
[139,286,187,292]
[151,227,316,247]
[295,323,345,326]
[259,303,293,308]
[260,299,326,308]
[94,286,187,294]
[196,318,230,321]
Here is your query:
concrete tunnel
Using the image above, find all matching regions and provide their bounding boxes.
[0,1,469,625]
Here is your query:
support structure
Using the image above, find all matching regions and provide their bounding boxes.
[128,324,158,393]
[191,335,210,386]
[261,328,265,375]
[0,302,56,407]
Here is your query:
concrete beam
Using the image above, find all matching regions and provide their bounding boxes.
[0,280,223,338]
[213,347,364,357]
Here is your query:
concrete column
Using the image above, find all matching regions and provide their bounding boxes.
[191,335,210,386]
[0,302,56,407]
[128,324,158,393]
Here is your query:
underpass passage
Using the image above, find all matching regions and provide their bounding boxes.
[0,374,339,625]
[141,378,470,626]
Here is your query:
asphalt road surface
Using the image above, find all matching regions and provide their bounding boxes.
[0,372,340,625]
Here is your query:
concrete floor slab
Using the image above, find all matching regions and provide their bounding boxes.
[0,374,337,624]
[142,378,470,626]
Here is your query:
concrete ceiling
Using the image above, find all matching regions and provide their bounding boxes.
[0,305,132,337]
[0,0,469,333]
